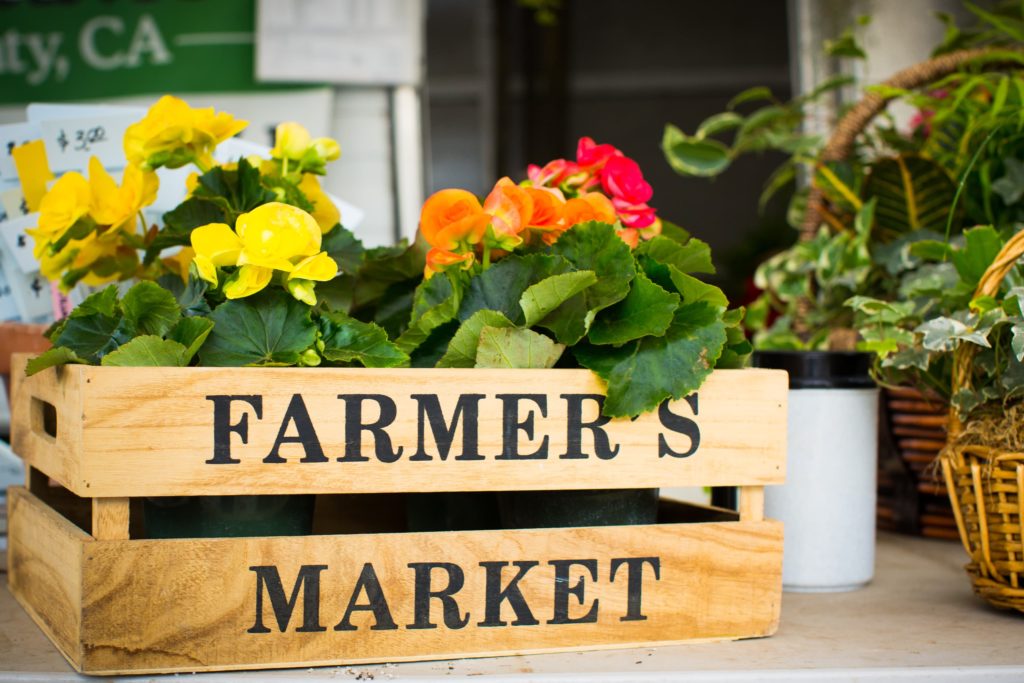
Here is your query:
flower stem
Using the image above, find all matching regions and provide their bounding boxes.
[194,156,212,174]
[482,245,491,270]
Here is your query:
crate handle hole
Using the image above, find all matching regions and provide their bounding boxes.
[31,397,57,440]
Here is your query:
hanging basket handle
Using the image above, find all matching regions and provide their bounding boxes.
[948,230,1024,437]
[800,47,1024,241]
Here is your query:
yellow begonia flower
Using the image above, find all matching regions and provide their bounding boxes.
[312,137,340,162]
[124,95,247,170]
[89,158,158,232]
[298,174,340,233]
[223,264,273,299]
[289,252,338,281]
[271,122,311,160]
[191,222,243,267]
[32,172,91,253]
[163,247,195,282]
[235,202,321,271]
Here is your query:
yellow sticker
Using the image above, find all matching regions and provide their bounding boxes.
[11,140,53,212]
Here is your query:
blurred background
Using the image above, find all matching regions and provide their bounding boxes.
[0,0,986,292]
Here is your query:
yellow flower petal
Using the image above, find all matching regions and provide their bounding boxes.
[193,254,219,286]
[298,173,340,233]
[312,137,340,161]
[289,252,338,282]
[235,202,321,269]
[272,122,312,160]
[37,171,90,237]
[223,264,273,299]
[191,223,242,267]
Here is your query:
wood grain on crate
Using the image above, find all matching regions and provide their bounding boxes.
[11,360,787,497]
[7,486,783,675]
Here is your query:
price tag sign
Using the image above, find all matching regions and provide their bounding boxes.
[0,251,50,322]
[39,113,136,173]
[0,265,21,322]
[0,187,29,220]
[0,213,41,275]
[0,122,41,183]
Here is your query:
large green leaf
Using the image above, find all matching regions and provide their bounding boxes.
[862,155,958,238]
[662,124,731,177]
[54,311,131,363]
[167,316,215,363]
[636,235,715,275]
[574,303,727,417]
[25,347,85,376]
[436,310,515,368]
[458,254,572,324]
[520,271,597,327]
[397,272,464,353]
[149,197,227,262]
[200,289,318,366]
[318,310,409,368]
[588,271,679,346]
[100,336,189,367]
[475,326,565,369]
[540,222,636,344]
[321,225,365,275]
[667,268,729,309]
[121,282,182,337]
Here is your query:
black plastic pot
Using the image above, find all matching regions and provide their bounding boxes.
[405,492,501,532]
[143,494,316,539]
[497,488,660,529]
[752,350,875,389]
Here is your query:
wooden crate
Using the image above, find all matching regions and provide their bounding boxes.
[7,358,788,675]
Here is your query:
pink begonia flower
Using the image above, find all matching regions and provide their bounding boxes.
[576,136,622,171]
[612,196,657,228]
[601,156,653,205]
[527,158,580,187]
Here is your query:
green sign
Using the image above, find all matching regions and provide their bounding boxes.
[0,0,283,104]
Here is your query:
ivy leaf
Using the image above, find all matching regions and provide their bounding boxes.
[436,310,515,368]
[167,316,215,364]
[475,326,565,369]
[662,124,731,177]
[319,310,409,368]
[520,271,597,327]
[952,226,1002,288]
[575,303,727,417]
[459,254,572,324]
[121,281,182,337]
[200,289,317,366]
[25,347,85,376]
[588,271,679,345]
[636,235,715,275]
[1012,323,1024,362]
[100,336,189,367]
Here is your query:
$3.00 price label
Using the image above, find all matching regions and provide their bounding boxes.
[39,113,137,173]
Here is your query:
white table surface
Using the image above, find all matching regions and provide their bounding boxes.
[1,533,1022,682]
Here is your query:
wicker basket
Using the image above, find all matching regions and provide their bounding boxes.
[797,47,1023,537]
[940,231,1024,613]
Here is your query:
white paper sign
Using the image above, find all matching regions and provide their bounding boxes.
[0,122,42,183]
[0,187,28,220]
[0,250,50,323]
[256,0,424,85]
[0,213,40,275]
[39,113,137,173]
[0,265,22,322]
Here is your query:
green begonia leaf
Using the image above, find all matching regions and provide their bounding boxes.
[574,302,727,417]
[321,225,365,276]
[121,281,182,337]
[637,235,715,275]
[100,336,189,367]
[200,289,317,366]
[541,222,636,344]
[55,310,131,363]
[318,310,409,368]
[25,347,85,376]
[667,268,729,309]
[520,271,598,327]
[475,326,565,369]
[588,271,679,346]
[436,310,515,368]
[459,253,572,324]
[397,271,463,353]
[167,316,215,364]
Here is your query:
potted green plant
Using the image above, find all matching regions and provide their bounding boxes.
[23,98,748,535]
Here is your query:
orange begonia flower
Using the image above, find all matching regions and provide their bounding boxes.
[420,189,489,251]
[616,228,640,249]
[563,192,617,228]
[483,177,533,241]
[425,247,475,278]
